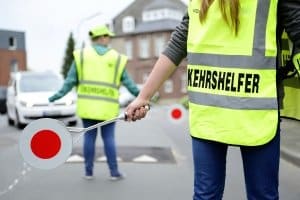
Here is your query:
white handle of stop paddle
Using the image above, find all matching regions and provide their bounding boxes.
[67,104,150,134]
[67,113,126,134]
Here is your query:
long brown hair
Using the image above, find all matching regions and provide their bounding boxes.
[199,0,240,35]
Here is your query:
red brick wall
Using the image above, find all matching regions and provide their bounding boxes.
[0,49,27,86]
[123,32,187,99]
[111,31,188,99]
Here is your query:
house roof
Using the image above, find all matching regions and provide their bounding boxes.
[112,0,187,35]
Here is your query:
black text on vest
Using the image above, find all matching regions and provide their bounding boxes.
[188,69,260,93]
[80,85,115,97]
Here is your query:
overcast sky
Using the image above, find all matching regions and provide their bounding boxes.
[0,0,136,72]
[0,0,188,73]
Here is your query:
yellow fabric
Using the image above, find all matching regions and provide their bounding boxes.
[89,25,115,38]
[279,31,293,67]
[188,0,277,56]
[189,103,278,146]
[73,47,127,120]
[281,77,300,120]
[278,31,300,120]
[265,0,278,57]
[187,0,278,146]
[293,53,300,76]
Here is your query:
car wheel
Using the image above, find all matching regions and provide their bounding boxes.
[68,120,77,126]
[0,100,7,114]
[7,108,14,126]
[8,116,14,126]
[15,109,25,129]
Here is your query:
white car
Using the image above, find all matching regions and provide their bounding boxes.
[119,85,137,107]
[6,71,77,128]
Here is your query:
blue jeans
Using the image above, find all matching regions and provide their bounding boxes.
[192,129,280,200]
[82,119,121,177]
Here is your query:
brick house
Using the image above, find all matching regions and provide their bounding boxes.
[110,0,187,100]
[0,29,27,113]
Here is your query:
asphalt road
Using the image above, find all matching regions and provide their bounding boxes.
[0,105,300,200]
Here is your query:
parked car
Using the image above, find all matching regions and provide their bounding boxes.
[6,71,77,128]
[0,87,7,114]
[119,86,137,107]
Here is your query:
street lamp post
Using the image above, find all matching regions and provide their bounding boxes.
[75,11,103,49]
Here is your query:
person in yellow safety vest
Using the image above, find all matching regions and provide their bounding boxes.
[278,31,300,80]
[277,30,300,110]
[49,24,140,181]
[125,1,300,199]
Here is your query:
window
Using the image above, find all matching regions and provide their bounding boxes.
[154,36,165,57]
[13,80,17,94]
[10,60,18,72]
[122,16,135,33]
[164,79,173,93]
[142,9,183,22]
[9,37,17,50]
[139,37,149,59]
[125,40,133,59]
[168,9,183,21]
[19,74,63,92]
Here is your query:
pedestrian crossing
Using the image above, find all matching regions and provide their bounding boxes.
[66,146,176,164]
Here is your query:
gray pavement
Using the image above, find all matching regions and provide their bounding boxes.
[280,117,300,167]
[0,105,300,200]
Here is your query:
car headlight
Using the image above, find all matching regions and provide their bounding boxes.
[19,100,34,108]
[65,99,75,106]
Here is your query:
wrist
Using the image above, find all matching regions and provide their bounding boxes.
[137,93,151,103]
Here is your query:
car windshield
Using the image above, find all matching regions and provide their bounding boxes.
[19,74,63,92]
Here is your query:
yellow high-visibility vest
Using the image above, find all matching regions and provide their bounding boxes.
[73,47,127,120]
[187,0,278,146]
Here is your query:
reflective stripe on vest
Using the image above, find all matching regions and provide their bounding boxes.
[187,0,278,146]
[74,47,127,120]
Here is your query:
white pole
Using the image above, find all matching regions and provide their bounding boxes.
[75,11,103,49]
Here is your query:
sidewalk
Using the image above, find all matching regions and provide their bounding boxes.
[280,117,300,167]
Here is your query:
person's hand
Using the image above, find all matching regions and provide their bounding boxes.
[125,97,150,121]
[48,95,58,102]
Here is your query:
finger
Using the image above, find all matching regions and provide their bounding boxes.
[125,108,134,121]
[139,107,147,118]
[132,109,141,121]
[133,107,147,120]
